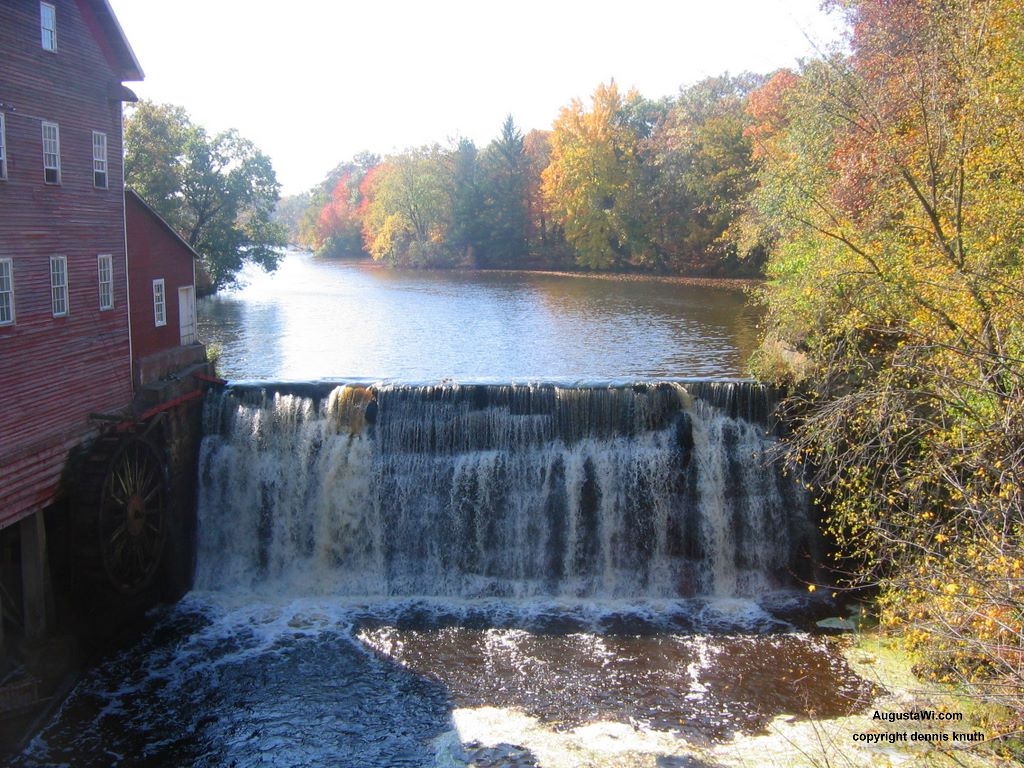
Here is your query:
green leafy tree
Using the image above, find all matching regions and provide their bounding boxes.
[274,191,313,246]
[476,116,529,268]
[125,101,285,292]
[646,74,763,274]
[123,101,189,212]
[447,138,486,266]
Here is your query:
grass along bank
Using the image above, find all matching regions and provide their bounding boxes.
[692,629,1022,768]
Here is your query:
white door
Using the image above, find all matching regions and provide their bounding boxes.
[178,285,197,345]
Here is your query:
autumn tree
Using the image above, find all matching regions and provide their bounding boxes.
[359,126,533,269]
[124,101,285,292]
[542,81,655,270]
[314,172,369,259]
[302,153,379,259]
[748,0,1024,722]
[523,129,571,268]
[360,145,455,267]
[645,74,764,274]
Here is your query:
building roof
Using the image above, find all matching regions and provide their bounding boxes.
[79,0,145,82]
[126,188,201,261]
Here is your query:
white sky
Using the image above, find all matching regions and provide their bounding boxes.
[107,0,846,196]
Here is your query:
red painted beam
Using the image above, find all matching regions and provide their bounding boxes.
[193,372,227,386]
[115,389,206,432]
[138,389,205,421]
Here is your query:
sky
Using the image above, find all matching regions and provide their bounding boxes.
[106,1,847,196]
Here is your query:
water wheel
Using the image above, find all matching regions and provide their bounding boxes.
[76,434,169,598]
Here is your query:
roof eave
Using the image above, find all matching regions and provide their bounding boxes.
[126,189,202,262]
[86,0,145,81]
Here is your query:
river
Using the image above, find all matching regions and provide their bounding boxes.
[196,250,762,381]
[13,254,875,768]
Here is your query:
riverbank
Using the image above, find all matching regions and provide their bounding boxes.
[508,267,760,291]
[693,631,1017,768]
[338,256,763,292]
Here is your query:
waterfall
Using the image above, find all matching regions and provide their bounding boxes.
[195,381,814,599]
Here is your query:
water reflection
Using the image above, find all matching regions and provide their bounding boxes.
[199,296,286,379]
[198,252,761,381]
[358,624,876,738]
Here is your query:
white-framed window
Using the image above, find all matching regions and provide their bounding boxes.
[42,121,60,184]
[0,113,7,180]
[41,2,57,52]
[153,278,166,326]
[97,254,113,310]
[0,259,14,326]
[93,131,108,188]
[50,255,68,317]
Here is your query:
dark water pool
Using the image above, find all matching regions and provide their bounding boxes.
[16,596,874,767]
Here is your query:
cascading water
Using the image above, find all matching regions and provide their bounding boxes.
[196,380,816,602]
[18,381,876,768]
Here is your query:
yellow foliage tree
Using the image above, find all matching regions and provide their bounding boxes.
[748,0,1024,727]
[541,81,652,270]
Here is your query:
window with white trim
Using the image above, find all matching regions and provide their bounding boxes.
[93,131,108,188]
[0,259,14,325]
[98,254,113,310]
[41,2,57,52]
[42,121,60,184]
[153,278,166,326]
[0,113,7,180]
[50,255,68,317]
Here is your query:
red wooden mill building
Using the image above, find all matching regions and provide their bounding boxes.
[0,0,212,678]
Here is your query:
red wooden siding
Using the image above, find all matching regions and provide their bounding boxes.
[0,0,142,530]
[126,190,199,365]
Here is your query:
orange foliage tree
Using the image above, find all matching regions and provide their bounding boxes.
[313,172,368,259]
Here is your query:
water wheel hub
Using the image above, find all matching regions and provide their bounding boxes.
[126,493,147,537]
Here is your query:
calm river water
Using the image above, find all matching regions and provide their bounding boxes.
[197,250,762,380]
[13,254,876,768]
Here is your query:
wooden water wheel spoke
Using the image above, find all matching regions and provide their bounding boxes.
[92,437,169,595]
[108,522,128,545]
[136,525,156,551]
[138,539,151,566]
[114,463,134,502]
